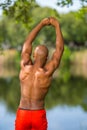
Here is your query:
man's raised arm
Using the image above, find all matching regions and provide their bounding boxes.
[45,17,64,75]
[21,18,50,67]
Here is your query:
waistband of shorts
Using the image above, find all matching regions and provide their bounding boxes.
[18,107,45,111]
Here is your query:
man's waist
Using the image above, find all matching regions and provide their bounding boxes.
[19,98,45,110]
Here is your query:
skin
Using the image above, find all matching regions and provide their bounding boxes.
[19,17,64,110]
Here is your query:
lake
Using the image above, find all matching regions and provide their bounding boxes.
[0,61,87,130]
[0,103,87,130]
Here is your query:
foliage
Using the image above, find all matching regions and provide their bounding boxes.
[58,45,71,83]
[0,0,87,9]
[0,0,87,25]
[46,75,87,111]
[0,76,20,112]
[60,9,87,46]
[31,7,59,47]
[0,16,28,49]
[76,6,87,21]
[57,0,87,6]
[0,0,38,27]
[0,6,87,49]
[0,73,87,112]
[0,7,59,49]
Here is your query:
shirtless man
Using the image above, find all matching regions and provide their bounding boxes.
[15,17,64,130]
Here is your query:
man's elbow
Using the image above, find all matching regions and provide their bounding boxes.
[60,40,64,53]
[59,44,64,54]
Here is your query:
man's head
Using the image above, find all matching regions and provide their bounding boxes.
[33,45,48,66]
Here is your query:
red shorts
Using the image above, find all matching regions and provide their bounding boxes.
[15,108,48,130]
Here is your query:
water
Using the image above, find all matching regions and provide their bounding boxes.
[0,102,15,130]
[47,106,87,130]
[0,102,87,130]
[0,62,87,130]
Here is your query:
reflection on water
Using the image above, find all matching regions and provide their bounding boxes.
[46,76,87,111]
[0,102,87,130]
[0,76,20,112]
[0,102,15,130]
[0,62,87,129]
[47,105,87,130]
[0,74,87,112]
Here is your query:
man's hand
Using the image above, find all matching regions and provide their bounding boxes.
[49,17,59,27]
[41,18,50,26]
[41,17,59,27]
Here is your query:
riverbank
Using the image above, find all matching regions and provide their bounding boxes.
[70,49,87,78]
[71,49,87,65]
[0,49,18,78]
[0,49,87,78]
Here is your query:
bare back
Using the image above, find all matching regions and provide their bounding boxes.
[19,17,64,110]
[19,64,52,110]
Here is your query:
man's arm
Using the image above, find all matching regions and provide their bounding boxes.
[45,17,64,75]
[21,18,50,68]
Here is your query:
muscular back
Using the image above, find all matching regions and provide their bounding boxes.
[19,65,52,109]
[19,17,64,110]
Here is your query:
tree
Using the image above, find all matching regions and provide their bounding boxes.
[0,6,87,49]
[0,0,38,28]
[57,0,87,6]
[0,16,28,49]
[0,6,59,49]
[0,0,87,8]
[60,9,87,46]
[0,0,87,26]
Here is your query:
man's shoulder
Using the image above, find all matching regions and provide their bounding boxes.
[44,60,53,69]
[21,64,33,72]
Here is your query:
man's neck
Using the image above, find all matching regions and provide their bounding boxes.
[34,60,43,69]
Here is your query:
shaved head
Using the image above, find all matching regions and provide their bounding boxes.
[34,45,48,58]
[33,45,48,65]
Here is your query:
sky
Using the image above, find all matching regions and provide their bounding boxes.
[0,0,87,16]
[36,0,82,13]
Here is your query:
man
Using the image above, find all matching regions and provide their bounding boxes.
[15,17,64,130]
